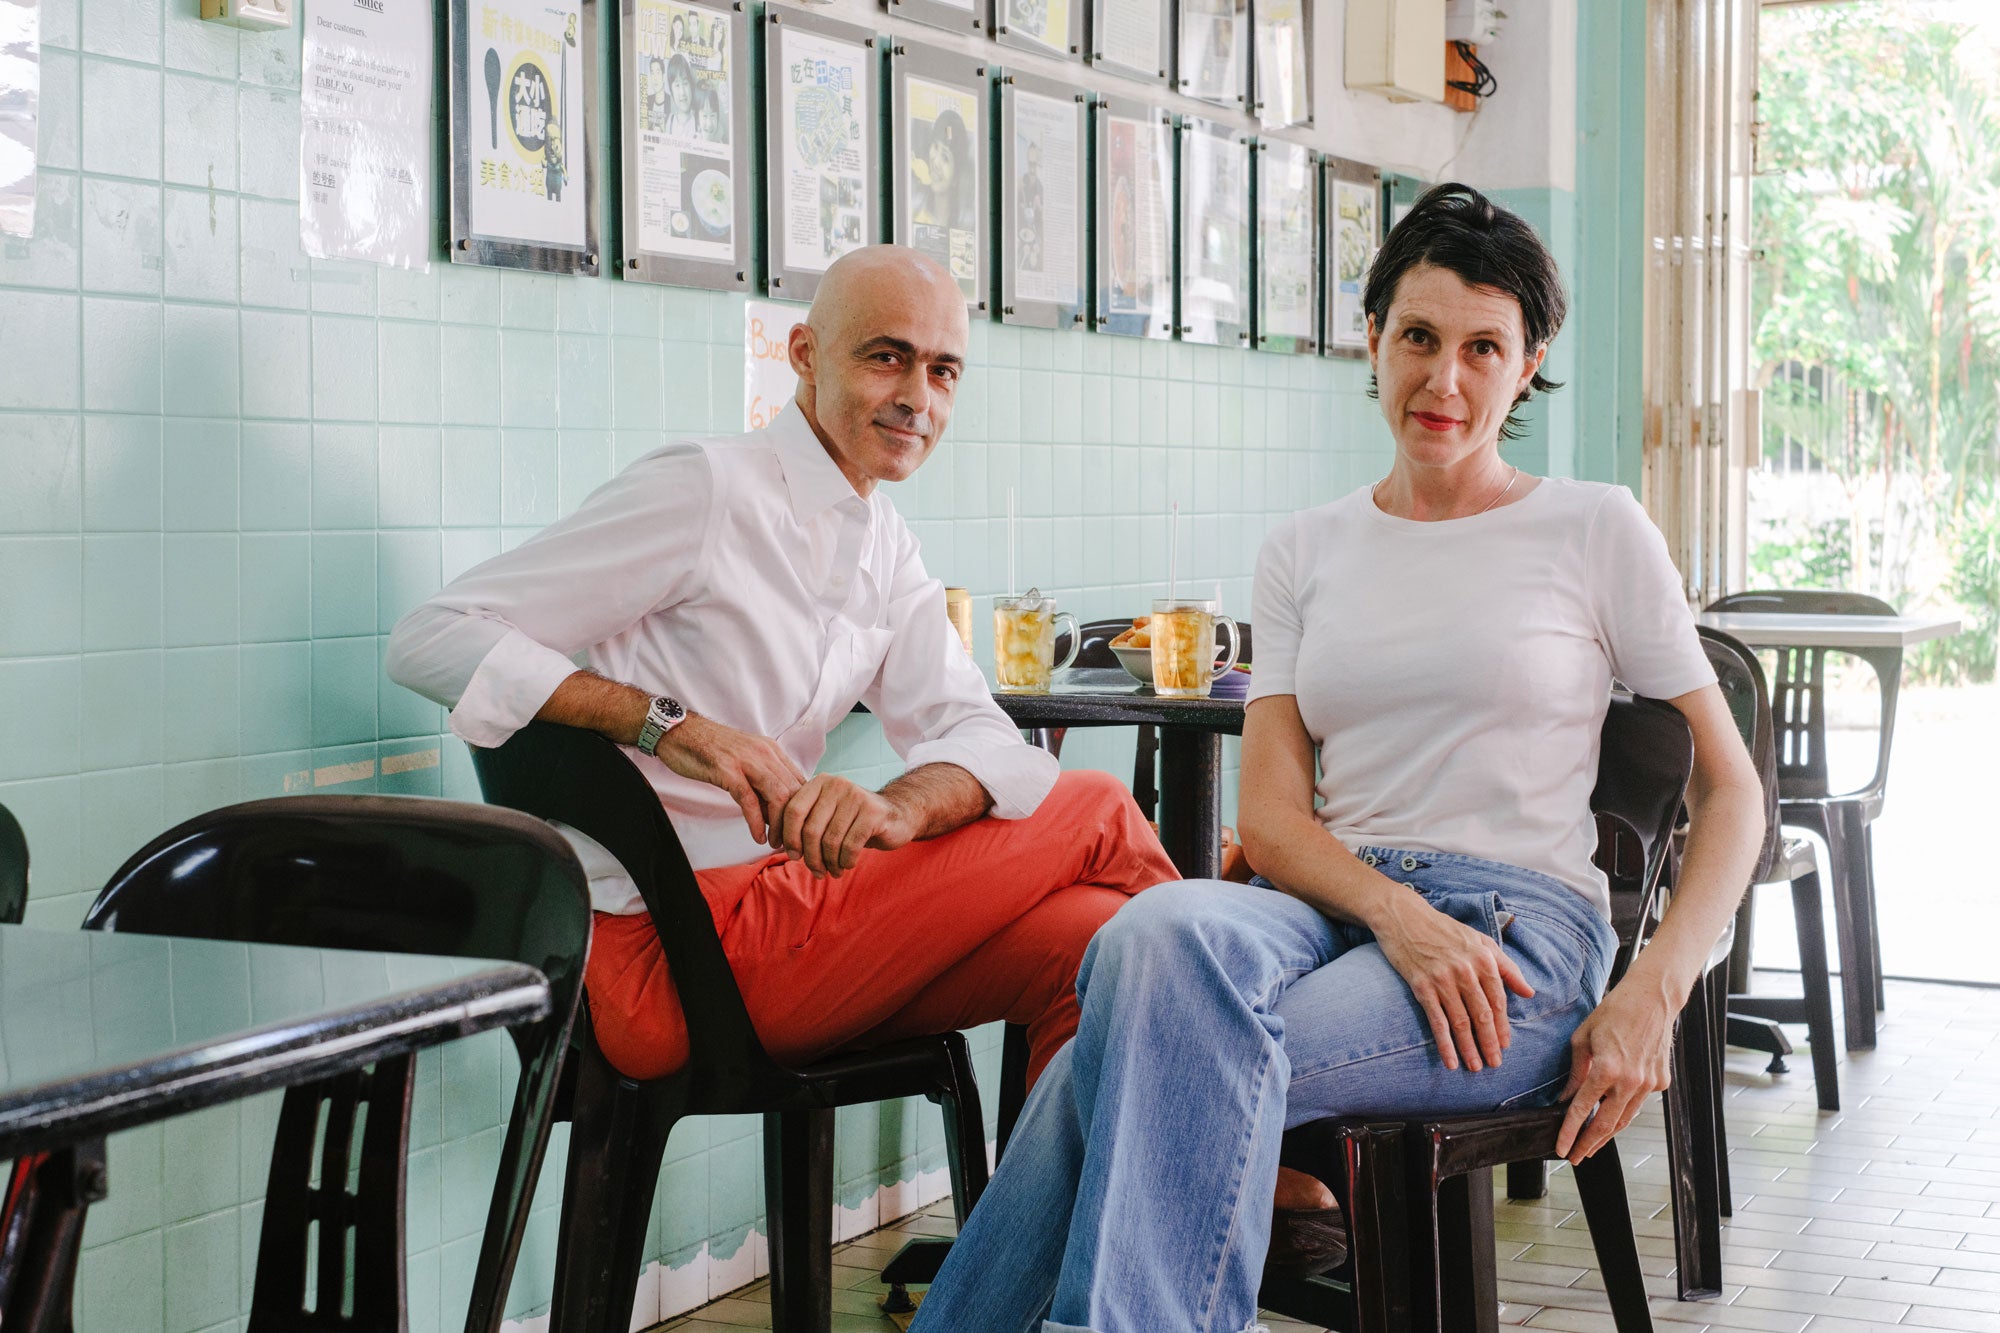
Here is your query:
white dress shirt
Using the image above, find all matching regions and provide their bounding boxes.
[386,407,1059,913]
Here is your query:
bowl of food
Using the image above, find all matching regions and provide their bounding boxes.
[1109,617,1153,684]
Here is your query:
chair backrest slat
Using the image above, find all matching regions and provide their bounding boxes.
[1591,696,1696,984]
[1698,627,1781,884]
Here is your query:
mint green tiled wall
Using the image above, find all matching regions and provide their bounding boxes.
[0,3,1419,1327]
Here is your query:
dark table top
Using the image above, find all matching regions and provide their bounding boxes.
[0,924,549,1157]
[988,668,1248,735]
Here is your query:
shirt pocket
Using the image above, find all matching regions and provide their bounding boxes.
[785,626,896,741]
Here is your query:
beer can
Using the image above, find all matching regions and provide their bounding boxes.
[944,587,974,654]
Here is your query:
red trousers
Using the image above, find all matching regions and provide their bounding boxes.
[585,770,1177,1088]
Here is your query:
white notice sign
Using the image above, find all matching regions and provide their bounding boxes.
[301,0,432,268]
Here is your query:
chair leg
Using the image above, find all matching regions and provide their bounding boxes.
[549,1049,671,1333]
[994,1023,1030,1164]
[765,1109,834,1333]
[1706,965,1733,1218]
[1815,808,1876,1050]
[1432,1169,1498,1333]
[1859,816,1884,1013]
[1789,862,1841,1112]
[1664,978,1723,1300]
[935,1034,990,1223]
[1572,1145,1655,1333]
[1504,1160,1547,1200]
[1340,1124,1411,1333]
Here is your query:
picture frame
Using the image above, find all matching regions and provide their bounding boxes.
[1254,137,1316,354]
[1178,0,1246,109]
[999,71,1089,330]
[881,0,984,40]
[1252,0,1311,128]
[619,0,751,289]
[449,0,602,273]
[1094,96,1174,340]
[763,4,881,304]
[1178,116,1250,347]
[997,0,1083,61]
[1089,0,1170,87]
[1321,154,1381,358]
[891,40,991,313]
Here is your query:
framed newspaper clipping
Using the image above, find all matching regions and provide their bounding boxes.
[763,4,880,303]
[1321,154,1381,358]
[1178,0,1246,108]
[449,0,602,273]
[999,72,1088,329]
[997,0,1083,60]
[1090,0,1170,87]
[892,40,991,313]
[620,0,751,288]
[1178,116,1250,347]
[1252,0,1311,128]
[1254,137,1316,354]
[882,0,984,39]
[1094,97,1174,340]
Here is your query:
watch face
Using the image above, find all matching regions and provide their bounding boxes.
[658,697,685,721]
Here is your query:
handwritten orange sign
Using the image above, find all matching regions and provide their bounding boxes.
[745,299,806,431]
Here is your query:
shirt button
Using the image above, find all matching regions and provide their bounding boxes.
[1401,855,1419,871]
[1363,853,1378,866]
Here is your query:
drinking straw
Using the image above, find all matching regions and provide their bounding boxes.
[1167,501,1180,604]
[1008,487,1017,597]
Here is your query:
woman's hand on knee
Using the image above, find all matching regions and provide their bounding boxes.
[1554,976,1677,1163]
[1375,894,1535,1073]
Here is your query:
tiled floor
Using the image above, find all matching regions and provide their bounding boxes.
[655,976,2000,1331]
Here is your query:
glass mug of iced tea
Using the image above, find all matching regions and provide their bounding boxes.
[993,590,1081,694]
[1150,598,1241,698]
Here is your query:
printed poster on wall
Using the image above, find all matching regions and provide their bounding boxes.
[469,0,589,248]
[904,77,981,302]
[1256,141,1315,351]
[745,298,806,431]
[1000,0,1070,54]
[1103,113,1169,324]
[631,0,734,258]
[1094,0,1164,81]
[1008,88,1078,309]
[0,0,39,239]
[300,0,432,268]
[1331,175,1378,348]
[776,27,868,275]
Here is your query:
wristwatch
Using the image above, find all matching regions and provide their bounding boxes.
[635,695,687,755]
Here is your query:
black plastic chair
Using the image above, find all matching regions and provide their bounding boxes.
[0,801,25,925]
[79,796,591,1333]
[1701,628,1840,1112]
[1261,696,1696,1333]
[1706,590,1901,1048]
[468,720,993,1333]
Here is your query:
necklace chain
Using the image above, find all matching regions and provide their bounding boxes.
[1375,465,1521,518]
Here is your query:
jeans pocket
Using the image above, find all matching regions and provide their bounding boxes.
[1497,1070,1570,1111]
[1429,890,1505,946]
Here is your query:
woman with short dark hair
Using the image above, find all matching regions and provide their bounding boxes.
[914,183,1765,1333]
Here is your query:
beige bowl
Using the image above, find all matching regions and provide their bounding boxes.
[1112,644,1154,685]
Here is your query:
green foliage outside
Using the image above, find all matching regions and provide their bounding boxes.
[1754,1,2000,680]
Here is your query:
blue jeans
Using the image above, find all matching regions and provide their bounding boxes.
[911,848,1619,1333]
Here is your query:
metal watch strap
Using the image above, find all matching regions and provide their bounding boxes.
[635,695,685,755]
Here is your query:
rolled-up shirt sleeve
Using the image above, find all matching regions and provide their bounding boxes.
[384,444,716,748]
[862,528,1058,818]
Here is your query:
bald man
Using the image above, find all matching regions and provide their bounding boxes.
[387,247,1174,1087]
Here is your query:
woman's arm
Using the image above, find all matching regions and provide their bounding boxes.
[1553,681,1765,1163]
[1239,695,1534,1074]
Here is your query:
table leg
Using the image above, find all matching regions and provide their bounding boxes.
[1157,729,1223,880]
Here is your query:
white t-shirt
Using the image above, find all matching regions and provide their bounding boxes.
[1247,477,1716,918]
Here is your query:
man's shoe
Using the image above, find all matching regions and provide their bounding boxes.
[1264,1202,1349,1279]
